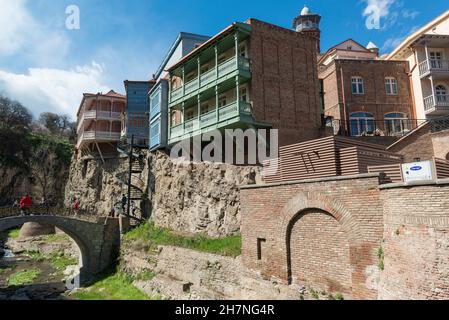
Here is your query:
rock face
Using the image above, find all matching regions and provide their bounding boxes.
[121,244,307,300]
[150,151,262,237]
[19,223,56,238]
[64,152,150,216]
[65,150,262,237]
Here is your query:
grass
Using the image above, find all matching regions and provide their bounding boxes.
[49,251,78,271]
[25,250,45,262]
[43,233,70,243]
[71,270,156,300]
[125,222,242,257]
[8,269,41,287]
[7,228,20,239]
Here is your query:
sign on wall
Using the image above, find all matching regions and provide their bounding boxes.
[402,161,435,183]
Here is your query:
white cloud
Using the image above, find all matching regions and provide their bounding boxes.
[363,0,397,19]
[0,0,70,64]
[0,62,110,120]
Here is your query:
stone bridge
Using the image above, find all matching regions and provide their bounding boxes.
[0,211,121,286]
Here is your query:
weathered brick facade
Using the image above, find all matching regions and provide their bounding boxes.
[241,174,384,299]
[241,174,449,299]
[248,19,323,146]
[388,125,449,162]
[319,59,414,133]
[379,181,449,300]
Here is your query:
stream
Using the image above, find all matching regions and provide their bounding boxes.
[0,234,76,300]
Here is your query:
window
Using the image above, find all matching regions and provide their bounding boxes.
[384,113,410,136]
[239,43,247,58]
[430,52,443,69]
[201,102,211,114]
[351,77,364,94]
[171,112,178,126]
[385,77,398,95]
[349,112,375,136]
[150,91,161,111]
[219,95,227,107]
[185,108,195,120]
[240,87,248,102]
[435,85,447,103]
[257,238,266,261]
[150,122,160,137]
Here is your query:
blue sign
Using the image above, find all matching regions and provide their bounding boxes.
[410,166,422,171]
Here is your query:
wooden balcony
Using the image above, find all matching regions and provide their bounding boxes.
[76,131,121,148]
[168,100,254,144]
[169,56,251,105]
[424,94,449,116]
[419,59,449,79]
[77,110,122,132]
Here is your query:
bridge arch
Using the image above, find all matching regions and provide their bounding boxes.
[0,215,120,286]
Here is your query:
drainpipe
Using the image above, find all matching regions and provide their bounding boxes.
[339,65,348,135]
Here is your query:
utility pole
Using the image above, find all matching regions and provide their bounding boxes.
[126,135,134,217]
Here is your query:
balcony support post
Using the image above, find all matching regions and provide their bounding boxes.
[197,57,201,88]
[424,44,430,69]
[182,102,185,133]
[236,76,240,112]
[214,45,218,78]
[197,94,201,129]
[215,85,219,122]
[168,74,173,103]
[234,32,239,69]
[182,66,185,96]
[430,76,436,107]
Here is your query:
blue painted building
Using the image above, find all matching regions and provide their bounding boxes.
[148,32,210,151]
[123,80,155,146]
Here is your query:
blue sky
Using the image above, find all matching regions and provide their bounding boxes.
[0,0,447,119]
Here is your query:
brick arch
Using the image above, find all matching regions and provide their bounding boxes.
[277,192,363,284]
[0,215,120,286]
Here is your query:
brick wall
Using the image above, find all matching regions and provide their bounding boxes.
[320,59,414,130]
[248,19,322,146]
[379,181,449,300]
[241,174,384,299]
[388,125,449,162]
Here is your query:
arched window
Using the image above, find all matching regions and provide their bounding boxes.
[435,85,447,103]
[384,112,410,136]
[385,77,398,95]
[349,112,374,136]
[351,77,364,94]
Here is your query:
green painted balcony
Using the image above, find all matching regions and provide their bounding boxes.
[170,56,251,105]
[168,100,256,144]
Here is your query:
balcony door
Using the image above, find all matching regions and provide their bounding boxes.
[435,85,447,103]
[349,112,375,136]
[384,112,410,136]
[430,52,443,69]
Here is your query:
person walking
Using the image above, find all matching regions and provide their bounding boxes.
[73,198,79,217]
[130,201,137,216]
[19,195,26,216]
[121,194,127,213]
[20,194,32,216]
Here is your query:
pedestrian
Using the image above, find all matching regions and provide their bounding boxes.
[20,194,32,216]
[12,199,19,208]
[108,207,116,218]
[73,198,79,217]
[121,194,127,212]
[130,201,137,216]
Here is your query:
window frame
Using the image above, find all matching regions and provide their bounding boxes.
[351,77,365,95]
[385,77,398,96]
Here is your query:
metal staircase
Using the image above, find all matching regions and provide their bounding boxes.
[116,135,147,223]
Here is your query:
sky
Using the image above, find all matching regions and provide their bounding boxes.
[0,0,447,120]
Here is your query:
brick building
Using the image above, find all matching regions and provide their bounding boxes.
[319,39,416,138]
[166,6,323,149]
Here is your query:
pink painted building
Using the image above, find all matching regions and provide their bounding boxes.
[76,90,126,160]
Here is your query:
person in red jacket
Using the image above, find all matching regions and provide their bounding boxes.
[73,198,79,217]
[19,194,32,215]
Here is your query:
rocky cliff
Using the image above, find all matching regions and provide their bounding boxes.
[64,150,262,237]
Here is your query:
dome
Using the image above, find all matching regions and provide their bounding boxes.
[367,41,378,50]
[301,6,311,16]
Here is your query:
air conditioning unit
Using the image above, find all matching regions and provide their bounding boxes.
[402,160,435,183]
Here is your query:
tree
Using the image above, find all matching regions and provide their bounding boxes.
[38,112,75,137]
[0,94,33,167]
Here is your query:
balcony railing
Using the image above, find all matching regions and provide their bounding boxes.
[169,100,253,139]
[77,110,122,132]
[424,94,449,112]
[327,119,427,137]
[170,56,250,103]
[419,59,449,77]
[77,131,121,147]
